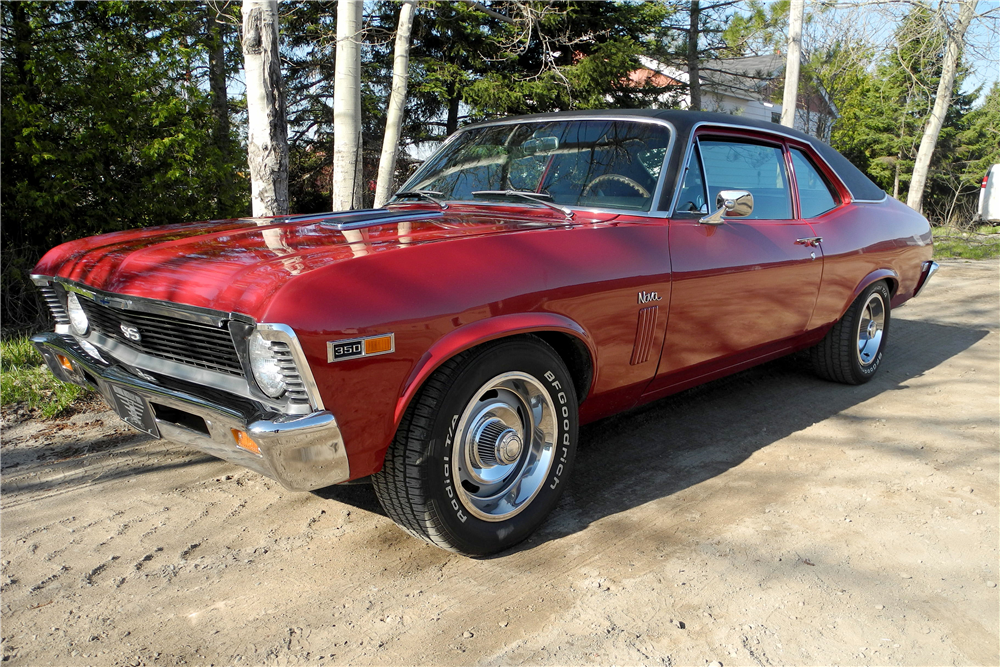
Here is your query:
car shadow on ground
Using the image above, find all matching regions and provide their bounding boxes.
[311,317,990,553]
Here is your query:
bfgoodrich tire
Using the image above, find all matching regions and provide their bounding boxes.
[373,336,578,556]
[811,280,891,384]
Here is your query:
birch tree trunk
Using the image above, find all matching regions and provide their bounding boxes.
[242,0,289,217]
[906,0,979,214]
[780,0,805,128]
[374,0,417,209]
[332,0,364,211]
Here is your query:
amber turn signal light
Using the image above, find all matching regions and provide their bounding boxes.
[56,354,73,372]
[364,335,393,355]
[231,429,262,455]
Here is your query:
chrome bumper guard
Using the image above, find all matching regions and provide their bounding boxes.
[32,332,350,491]
[913,260,940,298]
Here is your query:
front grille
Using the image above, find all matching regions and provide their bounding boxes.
[40,286,70,326]
[78,298,244,377]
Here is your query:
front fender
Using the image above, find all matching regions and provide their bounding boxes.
[393,313,597,426]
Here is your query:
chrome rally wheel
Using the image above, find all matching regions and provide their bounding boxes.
[856,291,886,368]
[373,336,579,556]
[811,280,891,385]
[453,372,556,522]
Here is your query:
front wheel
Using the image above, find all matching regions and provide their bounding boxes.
[811,280,891,384]
[373,337,578,555]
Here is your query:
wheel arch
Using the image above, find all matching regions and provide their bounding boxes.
[843,269,898,318]
[392,313,597,428]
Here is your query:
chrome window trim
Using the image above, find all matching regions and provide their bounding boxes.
[666,121,887,215]
[394,115,678,218]
[254,323,325,412]
[671,138,711,218]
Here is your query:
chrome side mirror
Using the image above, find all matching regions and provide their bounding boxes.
[699,190,754,225]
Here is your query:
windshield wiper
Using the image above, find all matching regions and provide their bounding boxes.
[393,189,448,210]
[471,190,574,220]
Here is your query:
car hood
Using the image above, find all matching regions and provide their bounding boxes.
[34,205,617,318]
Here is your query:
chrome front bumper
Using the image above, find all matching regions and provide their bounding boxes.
[32,332,350,491]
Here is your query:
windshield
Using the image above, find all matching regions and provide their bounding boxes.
[398,119,672,212]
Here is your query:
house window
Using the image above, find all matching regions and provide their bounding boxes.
[771,112,781,124]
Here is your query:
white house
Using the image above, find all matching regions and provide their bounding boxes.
[634,54,839,142]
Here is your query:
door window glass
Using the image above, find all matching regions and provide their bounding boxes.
[699,140,792,220]
[790,148,839,218]
[675,145,708,214]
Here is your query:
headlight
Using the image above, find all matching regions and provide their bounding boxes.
[67,292,90,335]
[249,331,286,398]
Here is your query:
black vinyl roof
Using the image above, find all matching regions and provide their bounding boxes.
[477,109,886,204]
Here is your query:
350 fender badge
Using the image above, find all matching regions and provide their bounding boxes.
[638,290,662,304]
[327,333,395,363]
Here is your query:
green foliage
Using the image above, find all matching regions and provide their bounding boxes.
[0,336,42,372]
[826,4,991,223]
[831,6,944,196]
[722,0,790,57]
[0,336,89,417]
[1,1,250,333]
[956,83,1000,191]
[933,226,1000,259]
[282,1,678,212]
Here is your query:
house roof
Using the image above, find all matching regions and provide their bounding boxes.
[700,54,784,100]
[638,54,839,119]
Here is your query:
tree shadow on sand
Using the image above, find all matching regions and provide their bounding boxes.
[311,317,991,552]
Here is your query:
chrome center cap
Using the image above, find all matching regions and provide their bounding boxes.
[495,431,523,465]
[867,321,878,338]
[474,417,523,467]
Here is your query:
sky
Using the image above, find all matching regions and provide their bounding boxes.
[963,0,1000,102]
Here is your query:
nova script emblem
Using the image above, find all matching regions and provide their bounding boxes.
[637,291,662,304]
[120,323,142,342]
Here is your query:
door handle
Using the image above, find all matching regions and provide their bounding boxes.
[795,237,823,247]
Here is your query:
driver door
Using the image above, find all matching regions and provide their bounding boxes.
[646,132,823,394]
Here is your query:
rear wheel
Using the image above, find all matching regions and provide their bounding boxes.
[373,337,578,555]
[811,280,891,384]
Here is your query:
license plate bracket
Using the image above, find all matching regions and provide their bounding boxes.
[107,384,160,438]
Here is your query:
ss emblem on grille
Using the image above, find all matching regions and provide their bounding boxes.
[120,323,142,342]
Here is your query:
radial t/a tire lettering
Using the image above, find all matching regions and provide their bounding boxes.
[811,280,891,385]
[373,336,578,556]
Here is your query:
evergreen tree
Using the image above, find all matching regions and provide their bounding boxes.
[1,1,249,332]
[830,6,949,200]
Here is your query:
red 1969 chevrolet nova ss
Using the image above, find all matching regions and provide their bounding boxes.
[32,110,937,555]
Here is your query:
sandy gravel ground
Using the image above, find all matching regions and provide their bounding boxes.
[2,259,997,667]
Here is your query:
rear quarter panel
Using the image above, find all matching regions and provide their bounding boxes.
[808,195,932,330]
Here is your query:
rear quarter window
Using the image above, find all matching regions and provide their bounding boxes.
[790,148,839,218]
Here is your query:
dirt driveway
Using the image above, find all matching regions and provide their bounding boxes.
[2,259,997,666]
